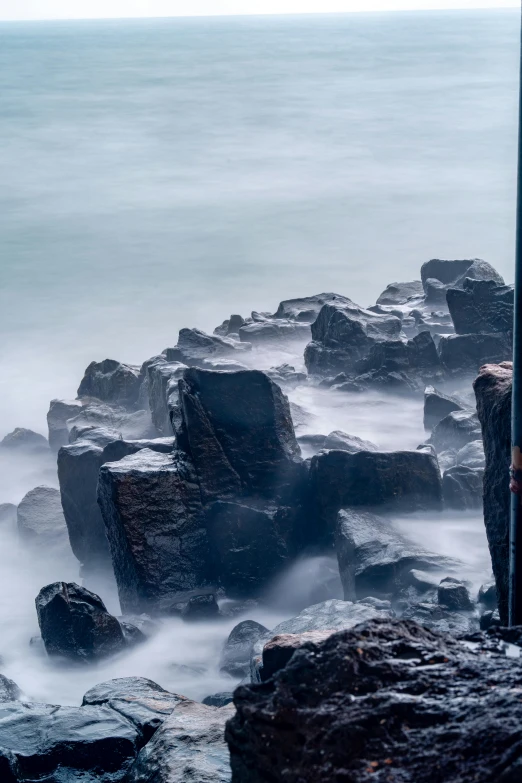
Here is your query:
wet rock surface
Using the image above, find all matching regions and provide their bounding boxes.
[220,620,270,678]
[447,278,513,335]
[226,618,522,783]
[78,359,142,409]
[423,385,464,430]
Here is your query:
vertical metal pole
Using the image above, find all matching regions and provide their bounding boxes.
[509,3,522,627]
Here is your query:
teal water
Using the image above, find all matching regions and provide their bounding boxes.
[0,10,519,431]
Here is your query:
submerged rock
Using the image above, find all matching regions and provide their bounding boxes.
[47,399,84,451]
[322,431,378,453]
[202,693,234,708]
[0,428,49,452]
[78,359,142,409]
[17,486,70,552]
[474,362,512,625]
[35,582,127,662]
[0,503,17,530]
[227,619,522,783]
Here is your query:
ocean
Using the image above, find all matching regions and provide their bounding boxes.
[0,9,519,436]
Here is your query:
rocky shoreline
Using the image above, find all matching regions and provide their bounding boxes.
[0,256,519,781]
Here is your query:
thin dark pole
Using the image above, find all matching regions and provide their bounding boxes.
[509,4,522,627]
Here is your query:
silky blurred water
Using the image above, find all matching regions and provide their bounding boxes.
[0,10,518,434]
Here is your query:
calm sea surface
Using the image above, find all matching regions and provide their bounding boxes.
[0,10,519,432]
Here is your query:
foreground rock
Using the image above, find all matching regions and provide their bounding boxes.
[446,278,513,335]
[227,618,522,783]
[36,582,129,662]
[130,700,234,783]
[474,362,512,625]
[98,449,209,614]
[17,486,70,552]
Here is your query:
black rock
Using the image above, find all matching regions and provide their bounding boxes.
[400,600,479,635]
[82,677,186,743]
[0,428,49,452]
[304,297,402,376]
[360,330,441,381]
[428,409,482,451]
[16,486,71,552]
[226,619,522,783]
[172,327,251,366]
[78,359,142,409]
[474,361,512,624]
[0,503,17,529]
[36,582,128,662]
[438,579,474,611]
[420,257,504,293]
[0,676,22,703]
[220,620,270,678]
[130,699,234,783]
[98,449,209,615]
[446,278,513,335]
[442,465,483,510]
[478,581,497,609]
[178,368,302,504]
[335,509,460,601]
[423,384,464,430]
[308,448,442,542]
[439,332,512,375]
[202,692,234,708]
[206,501,297,598]
[182,594,220,621]
[375,280,424,306]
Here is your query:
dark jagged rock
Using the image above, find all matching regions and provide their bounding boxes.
[202,693,234,708]
[428,409,482,451]
[170,327,251,366]
[182,594,219,621]
[0,700,140,782]
[272,293,347,322]
[214,314,247,336]
[260,631,335,681]
[447,278,513,335]
[98,449,209,614]
[47,399,84,451]
[220,620,270,678]
[308,449,442,542]
[438,579,473,610]
[421,257,504,293]
[227,619,522,783]
[375,280,424,306]
[360,330,441,382]
[423,385,464,430]
[78,359,142,409]
[304,297,402,376]
[130,700,234,783]
[146,359,186,435]
[35,582,127,662]
[0,428,49,452]
[0,676,22,703]
[16,486,70,552]
[178,368,302,504]
[442,465,483,510]
[335,509,460,601]
[206,501,297,598]
[82,677,186,743]
[0,503,17,529]
[238,320,310,343]
[439,331,512,375]
[474,362,512,625]
[479,581,497,609]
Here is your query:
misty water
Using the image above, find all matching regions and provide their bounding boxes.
[0,10,512,706]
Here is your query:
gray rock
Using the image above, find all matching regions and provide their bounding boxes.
[47,399,84,451]
[171,327,251,366]
[238,320,310,343]
[17,486,70,552]
[0,676,22,703]
[182,594,219,621]
[428,409,482,451]
[420,258,504,294]
[360,330,442,382]
[78,359,142,409]
[130,700,234,783]
[438,580,474,611]
[214,314,247,336]
[146,359,187,436]
[447,278,513,335]
[423,385,464,430]
[202,693,234,708]
[272,293,347,322]
[478,581,497,609]
[399,601,479,634]
[98,449,209,615]
[0,428,49,452]
[442,465,483,510]
[0,503,17,529]
[220,620,270,678]
[376,280,424,306]
[323,431,378,453]
[335,509,460,601]
[473,362,512,624]
[456,439,485,469]
[439,332,512,375]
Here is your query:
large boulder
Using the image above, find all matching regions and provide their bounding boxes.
[130,700,234,783]
[78,359,142,409]
[0,503,17,530]
[335,509,460,601]
[226,619,522,783]
[178,368,302,504]
[98,449,209,614]
[16,486,71,553]
[359,330,441,383]
[446,278,513,335]
[238,320,310,344]
[35,582,127,662]
[428,409,482,452]
[0,428,49,453]
[423,385,464,430]
[376,280,424,306]
[474,362,512,625]
[308,449,442,542]
[220,620,270,678]
[439,332,511,375]
[304,298,402,376]
[421,257,504,293]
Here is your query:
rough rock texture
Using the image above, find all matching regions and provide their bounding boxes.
[36,582,127,662]
[16,486,70,552]
[78,359,142,409]
[146,359,186,435]
[98,449,208,614]
[479,581,498,609]
[428,409,482,452]
[206,501,297,598]
[439,332,512,375]
[423,385,464,430]
[272,293,347,322]
[66,400,157,441]
[304,298,402,376]
[456,439,485,469]
[335,509,460,601]
[170,327,251,366]
[323,431,378,453]
[220,620,270,678]
[0,676,22,703]
[447,278,513,335]
[421,257,504,293]
[442,465,483,510]
[130,700,234,783]
[238,321,310,344]
[474,362,512,625]
[260,630,336,681]
[227,618,522,783]
[178,368,302,504]
[202,693,234,708]
[438,579,473,610]
[359,331,441,382]
[308,449,442,542]
[375,280,424,306]
[47,399,84,451]
[0,428,49,452]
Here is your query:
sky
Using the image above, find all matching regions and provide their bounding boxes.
[0,0,518,23]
